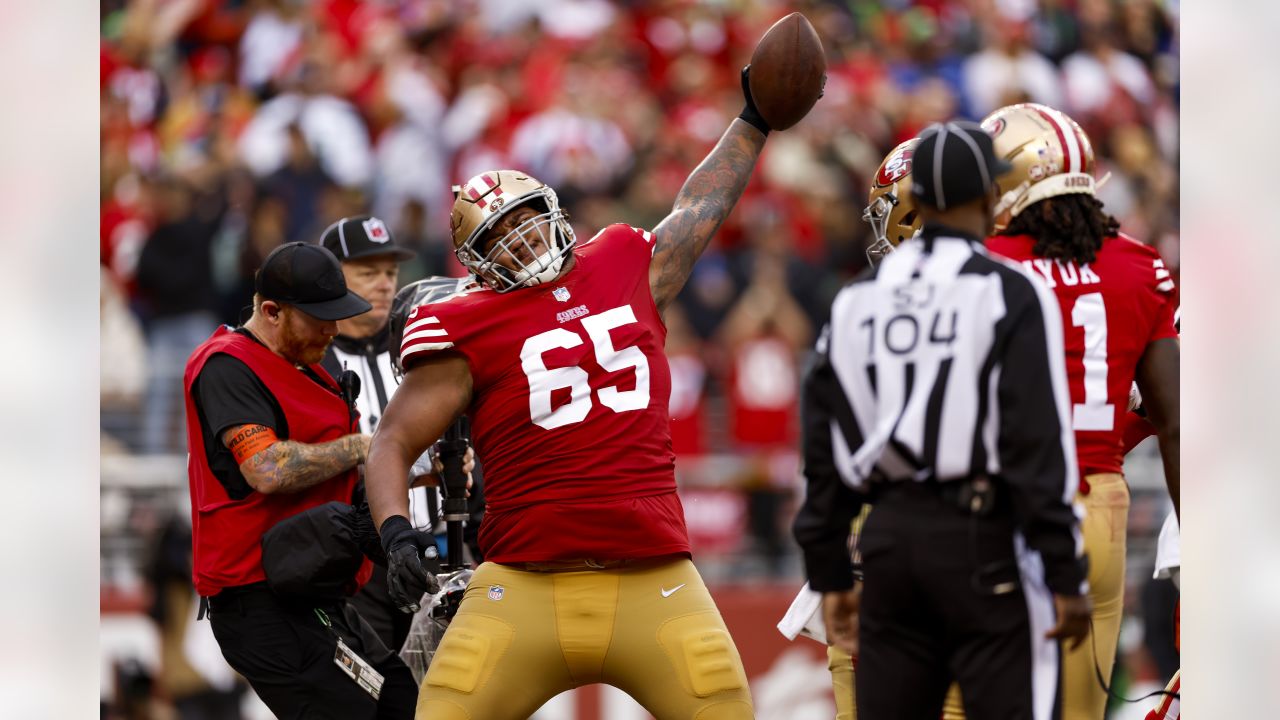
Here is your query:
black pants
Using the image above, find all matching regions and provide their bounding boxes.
[208,584,418,720]
[349,563,415,654]
[855,482,1061,720]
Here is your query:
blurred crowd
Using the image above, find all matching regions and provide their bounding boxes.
[100,0,1180,458]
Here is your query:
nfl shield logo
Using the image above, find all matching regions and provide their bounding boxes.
[553,287,570,302]
[362,217,390,243]
[487,585,504,601]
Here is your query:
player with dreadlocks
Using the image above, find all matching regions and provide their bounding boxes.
[981,103,1180,720]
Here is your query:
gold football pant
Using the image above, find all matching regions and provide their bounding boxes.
[828,645,856,720]
[415,557,754,720]
[939,472,1130,720]
[1063,472,1129,720]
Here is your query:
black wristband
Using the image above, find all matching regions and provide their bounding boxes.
[738,66,771,135]
[379,515,414,553]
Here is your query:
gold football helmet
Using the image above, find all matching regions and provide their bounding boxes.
[980,103,1099,228]
[863,138,921,264]
[450,170,576,293]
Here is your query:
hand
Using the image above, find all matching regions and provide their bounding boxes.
[379,515,442,613]
[737,65,772,135]
[822,585,861,658]
[413,446,476,494]
[1046,593,1092,650]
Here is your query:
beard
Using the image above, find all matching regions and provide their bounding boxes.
[278,317,332,366]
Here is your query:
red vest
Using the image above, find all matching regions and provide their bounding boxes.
[184,327,363,596]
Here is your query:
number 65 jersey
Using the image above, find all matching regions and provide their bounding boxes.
[985,233,1178,477]
[399,224,688,564]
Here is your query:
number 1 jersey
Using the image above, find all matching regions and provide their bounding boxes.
[399,224,687,563]
[985,233,1177,476]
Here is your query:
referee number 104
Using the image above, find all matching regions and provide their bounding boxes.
[858,310,959,356]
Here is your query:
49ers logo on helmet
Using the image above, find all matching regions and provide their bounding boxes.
[876,145,914,188]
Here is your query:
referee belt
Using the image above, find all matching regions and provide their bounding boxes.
[875,476,1002,516]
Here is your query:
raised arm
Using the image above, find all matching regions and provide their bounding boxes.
[649,118,767,311]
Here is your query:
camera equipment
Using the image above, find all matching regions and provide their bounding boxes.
[435,416,471,571]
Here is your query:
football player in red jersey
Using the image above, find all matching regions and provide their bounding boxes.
[363,68,808,720]
[824,119,1180,720]
[980,103,1180,720]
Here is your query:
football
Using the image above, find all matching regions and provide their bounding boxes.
[748,12,826,131]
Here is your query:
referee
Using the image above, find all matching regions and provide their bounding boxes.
[793,121,1091,720]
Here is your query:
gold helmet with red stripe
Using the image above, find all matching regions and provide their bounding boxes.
[862,138,921,264]
[450,169,576,293]
[980,103,1099,228]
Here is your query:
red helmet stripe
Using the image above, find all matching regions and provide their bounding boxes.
[1070,122,1094,174]
[1032,106,1079,173]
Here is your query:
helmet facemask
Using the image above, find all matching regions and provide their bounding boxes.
[863,192,899,265]
[456,188,576,293]
[862,139,922,267]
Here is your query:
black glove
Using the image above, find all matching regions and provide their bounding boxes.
[379,515,442,613]
[737,65,771,136]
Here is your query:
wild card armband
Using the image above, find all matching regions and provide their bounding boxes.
[225,424,279,465]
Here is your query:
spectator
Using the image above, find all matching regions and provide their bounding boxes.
[962,15,1065,118]
[134,176,222,453]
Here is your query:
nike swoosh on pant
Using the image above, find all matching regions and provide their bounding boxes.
[661,583,686,598]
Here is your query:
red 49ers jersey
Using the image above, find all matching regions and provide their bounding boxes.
[399,224,688,563]
[985,233,1177,475]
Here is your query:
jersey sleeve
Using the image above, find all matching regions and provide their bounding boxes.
[194,353,282,440]
[588,223,656,267]
[1146,254,1179,343]
[399,302,463,370]
[1126,237,1172,343]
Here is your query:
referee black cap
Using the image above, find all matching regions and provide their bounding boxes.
[910,121,1013,211]
[320,215,415,263]
[255,242,372,321]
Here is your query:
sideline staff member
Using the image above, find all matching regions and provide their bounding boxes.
[794,121,1091,720]
[183,242,417,718]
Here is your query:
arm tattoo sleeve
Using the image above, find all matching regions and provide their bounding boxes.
[649,120,767,311]
[228,427,365,495]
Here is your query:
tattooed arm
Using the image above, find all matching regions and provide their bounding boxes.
[649,119,767,311]
[226,425,371,495]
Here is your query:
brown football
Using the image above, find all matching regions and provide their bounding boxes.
[748,12,826,131]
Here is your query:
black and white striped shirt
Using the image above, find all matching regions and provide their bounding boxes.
[794,224,1086,595]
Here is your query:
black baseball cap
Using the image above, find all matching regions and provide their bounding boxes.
[909,120,1013,211]
[255,242,373,321]
[320,215,415,262]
